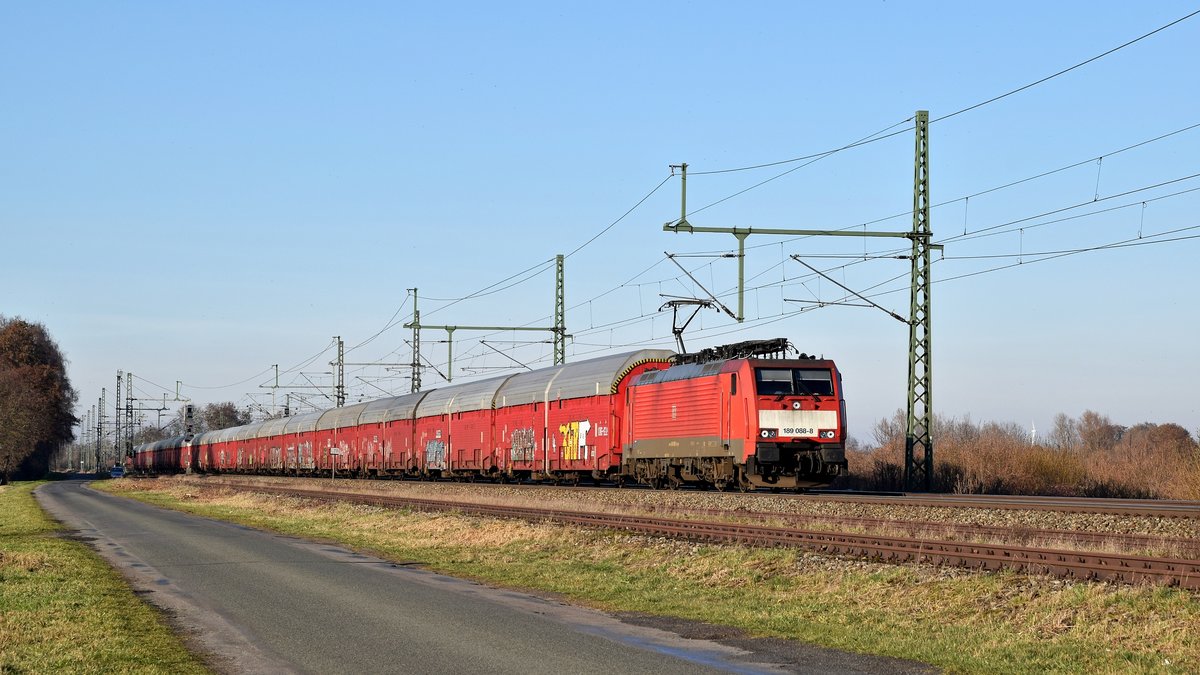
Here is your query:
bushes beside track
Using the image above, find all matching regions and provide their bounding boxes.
[847,411,1200,498]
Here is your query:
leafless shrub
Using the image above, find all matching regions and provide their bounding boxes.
[846,410,1199,499]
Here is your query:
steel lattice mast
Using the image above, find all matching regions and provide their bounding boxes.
[904,110,933,491]
[663,110,936,490]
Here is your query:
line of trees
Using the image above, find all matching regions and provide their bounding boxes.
[0,317,77,484]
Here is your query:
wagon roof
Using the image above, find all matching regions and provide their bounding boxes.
[283,410,325,434]
[191,429,219,445]
[234,421,267,441]
[144,436,185,452]
[317,401,371,431]
[416,373,514,416]
[495,349,675,407]
[211,426,242,443]
[359,391,429,424]
[256,417,290,438]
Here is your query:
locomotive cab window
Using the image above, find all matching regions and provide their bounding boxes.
[754,368,835,396]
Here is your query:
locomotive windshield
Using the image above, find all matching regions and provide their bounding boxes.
[754,368,835,397]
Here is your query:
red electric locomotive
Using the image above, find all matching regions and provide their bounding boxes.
[624,338,846,490]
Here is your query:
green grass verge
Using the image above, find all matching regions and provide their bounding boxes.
[101,480,1199,674]
[0,483,209,674]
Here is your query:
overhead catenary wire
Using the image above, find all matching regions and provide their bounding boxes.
[259,22,1200,394]
[683,9,1200,178]
[396,124,1199,368]
[933,9,1200,124]
[345,294,410,356]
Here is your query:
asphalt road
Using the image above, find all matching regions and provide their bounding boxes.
[36,479,936,675]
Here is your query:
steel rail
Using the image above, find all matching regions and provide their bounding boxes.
[212,482,1200,590]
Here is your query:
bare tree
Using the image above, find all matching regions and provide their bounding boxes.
[1078,410,1124,453]
[0,317,77,483]
[1048,413,1080,449]
[871,409,905,449]
[202,402,252,431]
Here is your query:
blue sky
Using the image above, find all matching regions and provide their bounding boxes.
[3,2,1198,441]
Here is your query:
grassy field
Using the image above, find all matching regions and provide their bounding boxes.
[0,482,209,674]
[99,478,1198,674]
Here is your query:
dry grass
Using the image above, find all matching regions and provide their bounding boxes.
[101,478,1200,674]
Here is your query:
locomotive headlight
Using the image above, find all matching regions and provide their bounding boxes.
[791,401,802,410]
[819,429,836,439]
[759,428,778,439]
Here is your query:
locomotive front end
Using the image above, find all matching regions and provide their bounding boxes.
[744,358,847,488]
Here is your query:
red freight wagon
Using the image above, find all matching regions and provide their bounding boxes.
[365,391,428,476]
[492,350,673,482]
[413,376,507,478]
[254,417,290,473]
[282,410,322,474]
[313,402,369,475]
[233,423,264,472]
[133,436,185,474]
[357,395,401,476]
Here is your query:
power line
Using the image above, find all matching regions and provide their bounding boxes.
[939,173,1200,245]
[566,174,674,258]
[688,118,914,176]
[679,121,1200,260]
[345,294,410,356]
[933,9,1200,123]
[421,258,555,317]
[413,172,675,326]
[657,9,1198,215]
[941,225,1200,260]
[683,121,915,218]
[182,365,277,391]
[935,226,1200,284]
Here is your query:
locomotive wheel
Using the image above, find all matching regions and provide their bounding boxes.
[735,468,753,492]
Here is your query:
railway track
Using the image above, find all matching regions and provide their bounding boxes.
[802,492,1200,519]
[250,474,1199,519]
[682,507,1200,558]
[207,480,1200,590]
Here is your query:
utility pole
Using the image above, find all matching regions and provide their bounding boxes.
[404,256,568,385]
[114,371,122,468]
[663,110,936,490]
[553,254,566,365]
[409,288,421,393]
[904,110,934,492]
[125,371,134,461]
[333,336,345,407]
[97,389,105,471]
